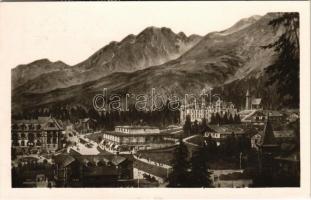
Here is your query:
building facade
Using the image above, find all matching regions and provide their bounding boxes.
[12,116,64,152]
[101,126,170,152]
[245,89,262,110]
[180,99,237,124]
[241,110,284,126]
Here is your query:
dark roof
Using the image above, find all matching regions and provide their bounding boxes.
[53,154,127,167]
[82,118,96,123]
[53,154,75,167]
[204,125,216,133]
[111,156,126,166]
[115,125,159,129]
[12,116,63,131]
[19,156,39,162]
[83,167,118,177]
[74,155,127,166]
[103,131,166,137]
[209,124,245,134]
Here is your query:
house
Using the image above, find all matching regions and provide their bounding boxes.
[53,154,132,187]
[245,89,262,110]
[80,118,97,134]
[274,151,300,186]
[273,130,296,143]
[251,98,262,110]
[251,129,296,150]
[133,159,169,185]
[209,169,253,188]
[12,157,55,188]
[240,110,284,126]
[205,124,246,143]
[12,116,64,153]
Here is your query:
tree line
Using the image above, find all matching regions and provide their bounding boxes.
[182,113,241,136]
[12,104,180,130]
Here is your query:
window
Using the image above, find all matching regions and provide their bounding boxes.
[12,124,18,130]
[53,137,57,144]
[49,123,55,128]
[20,124,26,130]
[36,140,42,146]
[28,132,34,141]
[12,133,19,146]
[53,132,58,137]
[47,133,52,144]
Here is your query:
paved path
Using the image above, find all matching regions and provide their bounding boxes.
[182,135,200,147]
[68,134,101,155]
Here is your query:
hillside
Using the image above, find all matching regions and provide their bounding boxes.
[13,13,291,112]
[12,27,202,93]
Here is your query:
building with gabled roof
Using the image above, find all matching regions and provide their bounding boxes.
[240,110,284,127]
[52,154,132,187]
[260,116,280,173]
[12,116,64,152]
[245,89,262,110]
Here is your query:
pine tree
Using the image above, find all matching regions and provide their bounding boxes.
[228,113,234,124]
[210,113,216,125]
[215,113,221,125]
[183,115,192,136]
[188,147,212,187]
[262,13,299,108]
[204,135,218,160]
[168,138,190,187]
[234,114,241,124]
[192,120,199,135]
[200,117,208,134]
[222,112,228,124]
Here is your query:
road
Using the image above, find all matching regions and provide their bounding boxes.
[182,135,200,147]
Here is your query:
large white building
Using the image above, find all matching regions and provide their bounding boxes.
[180,99,237,124]
[101,125,170,152]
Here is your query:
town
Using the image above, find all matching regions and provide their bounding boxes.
[11,90,300,188]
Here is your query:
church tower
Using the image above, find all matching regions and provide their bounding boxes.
[245,89,251,110]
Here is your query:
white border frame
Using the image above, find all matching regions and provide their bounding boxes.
[0,1,310,199]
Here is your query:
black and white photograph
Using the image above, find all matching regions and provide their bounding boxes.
[0,1,310,196]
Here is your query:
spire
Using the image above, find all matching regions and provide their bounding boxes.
[245,89,251,110]
[246,89,250,97]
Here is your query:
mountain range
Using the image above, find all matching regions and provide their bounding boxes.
[12,13,286,112]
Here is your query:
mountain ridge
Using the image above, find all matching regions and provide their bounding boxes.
[12,26,202,93]
[12,13,286,112]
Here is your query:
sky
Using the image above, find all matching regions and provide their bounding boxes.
[0,1,306,69]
